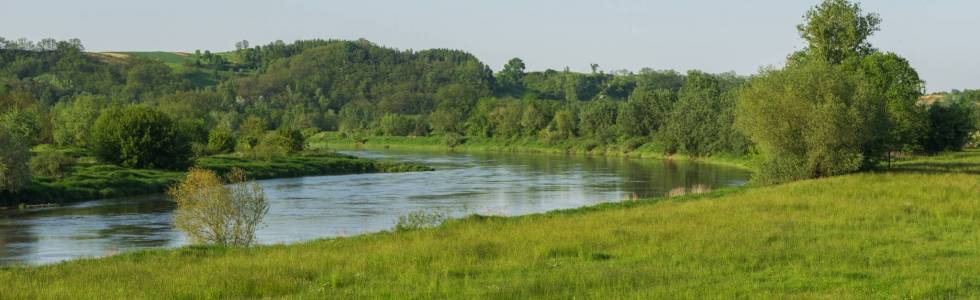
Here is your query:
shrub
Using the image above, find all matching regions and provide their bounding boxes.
[91,106,192,170]
[29,150,74,178]
[379,114,428,137]
[443,133,465,148]
[207,126,235,154]
[169,168,268,246]
[251,128,305,160]
[395,209,449,232]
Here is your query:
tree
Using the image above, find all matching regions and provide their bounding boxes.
[797,0,880,64]
[1,107,51,146]
[578,100,619,143]
[738,58,880,183]
[496,58,526,96]
[91,106,192,170]
[661,71,738,156]
[920,99,977,153]
[0,127,30,192]
[860,52,927,154]
[736,0,918,183]
[170,168,268,246]
[52,94,104,147]
[618,87,675,137]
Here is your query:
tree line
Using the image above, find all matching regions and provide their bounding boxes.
[1,0,978,194]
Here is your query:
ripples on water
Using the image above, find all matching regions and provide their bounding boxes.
[0,149,751,265]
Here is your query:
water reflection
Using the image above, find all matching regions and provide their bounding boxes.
[0,149,750,265]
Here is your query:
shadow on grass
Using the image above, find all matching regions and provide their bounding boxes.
[884,161,980,176]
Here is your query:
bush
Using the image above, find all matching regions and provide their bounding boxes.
[395,209,450,232]
[443,133,465,147]
[91,106,192,170]
[379,114,428,136]
[207,126,235,154]
[250,128,305,160]
[29,150,75,178]
[169,168,268,246]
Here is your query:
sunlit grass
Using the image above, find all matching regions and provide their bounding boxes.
[309,132,759,170]
[1,151,977,298]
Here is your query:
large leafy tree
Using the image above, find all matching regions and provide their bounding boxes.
[662,71,745,156]
[92,106,192,170]
[496,58,526,97]
[0,125,30,192]
[738,0,923,183]
[796,0,880,64]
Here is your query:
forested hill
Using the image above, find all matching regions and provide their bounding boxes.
[1,36,977,190]
[232,40,496,116]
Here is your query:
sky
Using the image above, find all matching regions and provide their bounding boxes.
[2,0,977,92]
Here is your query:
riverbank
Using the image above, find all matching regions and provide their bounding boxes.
[1,150,977,298]
[0,152,432,207]
[308,132,757,171]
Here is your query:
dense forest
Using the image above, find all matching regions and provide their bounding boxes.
[1,0,978,196]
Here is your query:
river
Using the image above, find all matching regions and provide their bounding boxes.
[0,149,751,265]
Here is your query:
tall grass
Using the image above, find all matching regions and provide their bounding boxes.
[1,151,977,298]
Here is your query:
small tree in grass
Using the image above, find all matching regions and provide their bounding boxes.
[169,168,268,246]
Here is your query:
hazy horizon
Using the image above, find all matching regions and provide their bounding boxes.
[3,0,977,92]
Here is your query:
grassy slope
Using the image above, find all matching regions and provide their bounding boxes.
[1,151,977,298]
[2,153,431,207]
[309,132,756,170]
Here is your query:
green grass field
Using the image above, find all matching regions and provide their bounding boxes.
[122,51,195,66]
[2,150,976,298]
[309,132,757,170]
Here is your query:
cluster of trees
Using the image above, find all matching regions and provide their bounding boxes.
[737,0,978,183]
[1,0,978,195]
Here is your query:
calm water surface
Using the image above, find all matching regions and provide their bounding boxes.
[0,149,751,265]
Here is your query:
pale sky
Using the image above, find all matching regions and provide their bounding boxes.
[2,0,977,92]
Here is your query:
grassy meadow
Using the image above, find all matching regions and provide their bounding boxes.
[309,132,756,170]
[1,150,977,298]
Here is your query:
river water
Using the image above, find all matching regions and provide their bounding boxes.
[0,149,751,265]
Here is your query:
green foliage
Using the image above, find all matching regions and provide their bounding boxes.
[1,106,51,146]
[496,58,526,96]
[0,126,30,192]
[618,87,674,137]
[737,0,929,183]
[251,128,306,159]
[797,0,880,63]
[207,125,235,154]
[920,99,978,153]
[738,59,878,183]
[661,71,746,156]
[379,113,427,136]
[52,94,105,147]
[91,106,192,170]
[442,132,465,147]
[29,149,74,178]
[577,100,619,143]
